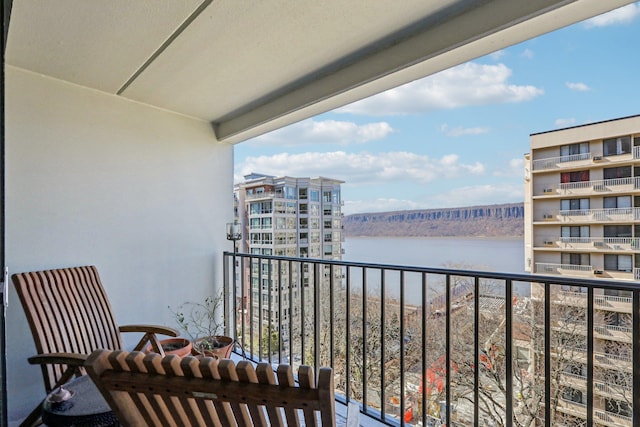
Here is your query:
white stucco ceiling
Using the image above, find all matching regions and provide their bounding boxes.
[5,0,635,144]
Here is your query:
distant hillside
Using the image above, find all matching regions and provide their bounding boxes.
[343,203,524,237]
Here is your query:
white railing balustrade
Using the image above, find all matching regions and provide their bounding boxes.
[532,153,591,170]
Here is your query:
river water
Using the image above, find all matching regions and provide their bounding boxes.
[341,236,527,301]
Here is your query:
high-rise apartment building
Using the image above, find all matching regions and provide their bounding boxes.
[524,115,639,426]
[233,173,344,352]
[234,173,344,259]
[525,115,640,280]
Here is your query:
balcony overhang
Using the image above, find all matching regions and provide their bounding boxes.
[5,0,634,144]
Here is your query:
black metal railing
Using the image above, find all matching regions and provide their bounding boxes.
[223,252,640,427]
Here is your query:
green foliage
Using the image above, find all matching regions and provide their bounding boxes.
[169,291,226,352]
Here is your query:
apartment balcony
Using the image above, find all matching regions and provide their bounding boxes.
[556,399,634,427]
[535,262,593,277]
[224,252,640,427]
[531,152,592,171]
[532,148,640,172]
[537,236,640,251]
[595,410,633,427]
[535,176,640,197]
[553,320,633,344]
[550,207,640,223]
[554,290,633,314]
[560,372,631,401]
[245,191,276,200]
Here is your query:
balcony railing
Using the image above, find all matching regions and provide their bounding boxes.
[551,207,640,223]
[532,153,591,170]
[560,177,640,194]
[223,252,640,427]
[538,236,640,250]
[535,263,593,276]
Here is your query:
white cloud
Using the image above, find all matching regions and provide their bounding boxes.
[493,158,525,177]
[489,50,506,60]
[429,184,524,210]
[247,119,393,146]
[555,118,576,127]
[344,183,523,214]
[344,198,424,215]
[336,62,544,116]
[583,3,640,28]
[520,48,534,59]
[440,123,490,137]
[566,82,590,91]
[235,151,485,185]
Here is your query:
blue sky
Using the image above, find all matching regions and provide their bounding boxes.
[235,3,640,215]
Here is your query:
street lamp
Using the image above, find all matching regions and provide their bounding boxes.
[225,221,242,342]
[226,221,242,248]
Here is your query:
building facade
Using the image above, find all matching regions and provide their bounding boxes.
[233,173,344,354]
[525,115,639,426]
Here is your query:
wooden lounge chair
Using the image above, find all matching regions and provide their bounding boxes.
[85,349,341,427]
[12,265,179,427]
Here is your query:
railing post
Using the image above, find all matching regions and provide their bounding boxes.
[544,282,551,427]
[586,286,594,427]
[445,274,451,426]
[633,289,640,427]
[361,267,368,416]
[505,279,513,426]
[473,277,479,427]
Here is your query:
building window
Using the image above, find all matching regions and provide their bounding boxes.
[250,201,272,214]
[562,387,583,404]
[298,188,307,199]
[560,198,589,211]
[284,186,296,199]
[560,142,589,159]
[560,170,589,183]
[603,225,631,237]
[323,191,332,203]
[310,190,320,202]
[606,399,632,418]
[561,226,589,241]
[603,136,631,156]
[561,253,589,266]
[603,196,631,209]
[603,166,631,179]
[604,254,632,272]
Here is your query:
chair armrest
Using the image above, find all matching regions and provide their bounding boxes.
[27,352,87,366]
[28,353,87,392]
[119,324,179,336]
[120,324,179,355]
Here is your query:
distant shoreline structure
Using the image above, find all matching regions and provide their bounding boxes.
[343,202,524,238]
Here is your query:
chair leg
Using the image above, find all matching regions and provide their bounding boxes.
[19,402,44,427]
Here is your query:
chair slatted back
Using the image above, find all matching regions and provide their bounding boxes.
[85,349,337,427]
[13,266,123,391]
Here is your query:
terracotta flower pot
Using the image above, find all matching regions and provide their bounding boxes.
[191,335,234,359]
[146,337,193,357]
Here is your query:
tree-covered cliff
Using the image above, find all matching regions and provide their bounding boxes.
[343,203,523,237]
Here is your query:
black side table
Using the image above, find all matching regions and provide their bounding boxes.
[41,375,120,427]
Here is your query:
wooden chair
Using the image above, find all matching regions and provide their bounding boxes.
[12,265,179,427]
[85,349,339,427]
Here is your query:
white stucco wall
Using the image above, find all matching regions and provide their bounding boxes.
[5,67,234,423]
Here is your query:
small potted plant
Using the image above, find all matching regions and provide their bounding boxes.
[170,292,234,359]
[146,337,193,357]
